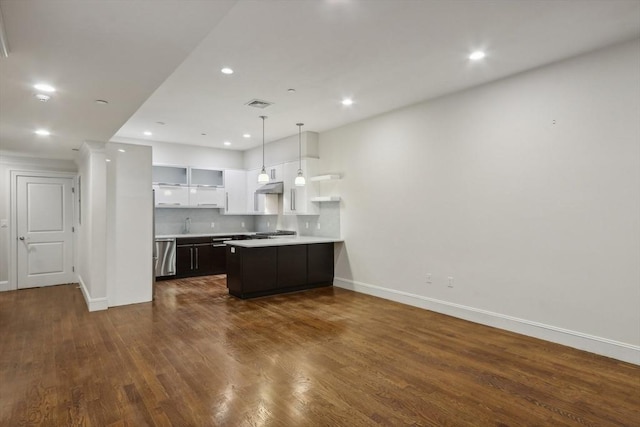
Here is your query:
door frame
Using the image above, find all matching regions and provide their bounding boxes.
[9,170,78,291]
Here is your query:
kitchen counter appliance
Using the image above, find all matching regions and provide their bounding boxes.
[154,238,176,277]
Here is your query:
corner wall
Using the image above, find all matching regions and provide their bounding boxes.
[76,142,108,310]
[320,39,640,363]
[106,142,153,307]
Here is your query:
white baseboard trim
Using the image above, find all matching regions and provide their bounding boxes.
[0,281,9,292]
[77,275,108,312]
[334,277,640,365]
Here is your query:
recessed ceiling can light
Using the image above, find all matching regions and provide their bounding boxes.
[105,158,111,162]
[35,94,51,102]
[287,88,296,93]
[95,99,109,105]
[156,121,165,125]
[118,148,126,153]
[243,133,251,138]
[201,133,207,136]
[143,131,152,136]
[34,83,55,92]
[34,129,50,136]
[469,51,486,61]
[224,141,231,146]
[221,67,234,75]
[341,98,353,106]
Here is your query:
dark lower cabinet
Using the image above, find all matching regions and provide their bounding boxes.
[210,244,227,274]
[176,244,194,277]
[175,237,231,278]
[277,245,307,288]
[230,246,277,294]
[308,243,334,285]
[177,243,214,276]
[227,243,334,299]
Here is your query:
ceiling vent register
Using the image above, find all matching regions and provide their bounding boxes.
[245,99,273,109]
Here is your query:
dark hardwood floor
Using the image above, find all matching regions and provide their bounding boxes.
[1,277,638,426]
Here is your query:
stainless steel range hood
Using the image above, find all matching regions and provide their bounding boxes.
[255,181,283,194]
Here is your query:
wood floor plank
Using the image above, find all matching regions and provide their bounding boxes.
[1,278,638,426]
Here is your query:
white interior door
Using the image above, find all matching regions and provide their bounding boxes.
[17,176,75,289]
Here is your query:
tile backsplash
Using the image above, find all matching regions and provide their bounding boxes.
[155,208,256,235]
[254,201,340,238]
[156,202,340,238]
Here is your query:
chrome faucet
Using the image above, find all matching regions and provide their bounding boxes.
[184,217,191,234]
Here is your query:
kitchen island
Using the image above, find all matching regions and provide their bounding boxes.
[224,237,343,299]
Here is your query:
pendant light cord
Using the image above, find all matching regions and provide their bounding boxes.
[260,115,267,168]
[297,123,303,170]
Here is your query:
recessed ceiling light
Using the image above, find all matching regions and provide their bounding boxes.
[34,83,55,93]
[118,148,126,153]
[287,88,296,93]
[156,121,165,125]
[469,51,486,61]
[243,133,251,138]
[224,141,231,146]
[143,131,152,136]
[35,94,51,102]
[105,159,111,162]
[221,67,234,75]
[95,99,109,105]
[341,98,353,106]
[34,129,50,136]
[201,133,207,136]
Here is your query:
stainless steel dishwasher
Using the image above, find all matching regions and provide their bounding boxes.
[154,238,176,277]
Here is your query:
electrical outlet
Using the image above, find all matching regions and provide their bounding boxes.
[305,222,309,229]
[448,276,454,288]
[317,222,321,230]
[210,222,215,228]
[267,221,270,227]
[241,222,245,228]
[426,273,432,284]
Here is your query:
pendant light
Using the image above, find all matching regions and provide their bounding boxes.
[257,115,269,184]
[294,122,306,187]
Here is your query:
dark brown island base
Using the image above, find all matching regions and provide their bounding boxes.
[224,237,342,299]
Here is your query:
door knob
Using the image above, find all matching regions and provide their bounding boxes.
[19,236,25,240]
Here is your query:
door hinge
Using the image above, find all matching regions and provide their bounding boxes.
[72,187,75,193]
[72,226,75,232]
[72,266,75,272]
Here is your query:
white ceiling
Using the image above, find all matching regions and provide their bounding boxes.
[1,0,639,159]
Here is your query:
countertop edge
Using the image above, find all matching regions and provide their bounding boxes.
[224,237,344,247]
[156,232,256,239]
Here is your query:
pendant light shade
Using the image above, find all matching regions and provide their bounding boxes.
[258,115,269,184]
[295,122,306,187]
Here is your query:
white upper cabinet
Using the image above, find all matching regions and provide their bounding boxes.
[223,169,247,214]
[152,165,188,186]
[283,159,319,215]
[153,184,189,207]
[189,186,224,208]
[267,164,283,183]
[246,168,266,214]
[190,168,224,187]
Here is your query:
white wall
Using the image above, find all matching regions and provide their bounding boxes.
[76,142,108,310]
[321,39,640,363]
[244,131,319,170]
[106,142,153,307]
[125,139,245,170]
[0,154,77,289]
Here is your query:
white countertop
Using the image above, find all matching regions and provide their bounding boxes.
[156,232,256,239]
[224,236,343,247]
